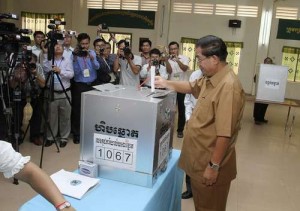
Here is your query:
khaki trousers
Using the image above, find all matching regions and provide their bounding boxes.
[191,178,231,211]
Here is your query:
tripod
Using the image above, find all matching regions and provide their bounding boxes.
[38,38,71,168]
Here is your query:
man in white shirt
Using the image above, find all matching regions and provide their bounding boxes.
[32,31,45,63]
[165,41,190,138]
[182,69,202,199]
[140,48,168,87]
[63,33,74,59]
[113,39,142,86]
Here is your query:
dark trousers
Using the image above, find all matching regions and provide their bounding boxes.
[29,97,43,139]
[0,97,7,140]
[253,102,269,121]
[186,174,192,193]
[177,92,186,132]
[71,82,94,138]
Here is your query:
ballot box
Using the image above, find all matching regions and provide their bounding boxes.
[80,85,177,187]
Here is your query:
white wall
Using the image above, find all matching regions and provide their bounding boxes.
[1,0,300,99]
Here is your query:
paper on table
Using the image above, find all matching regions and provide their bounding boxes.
[50,169,100,199]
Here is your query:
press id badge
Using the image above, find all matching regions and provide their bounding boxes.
[83,69,90,77]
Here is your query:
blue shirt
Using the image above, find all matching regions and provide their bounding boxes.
[72,50,100,83]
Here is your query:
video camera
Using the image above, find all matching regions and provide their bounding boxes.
[44,19,66,60]
[0,13,31,53]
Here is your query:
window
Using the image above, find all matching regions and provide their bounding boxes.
[225,42,243,75]
[193,3,214,15]
[122,0,139,10]
[87,0,158,11]
[276,7,298,20]
[173,2,193,13]
[237,5,258,17]
[87,0,103,9]
[180,37,243,73]
[215,4,236,16]
[140,0,158,11]
[99,32,132,53]
[21,12,65,38]
[181,37,197,70]
[282,46,300,82]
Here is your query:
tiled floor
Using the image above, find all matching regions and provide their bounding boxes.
[1,101,300,211]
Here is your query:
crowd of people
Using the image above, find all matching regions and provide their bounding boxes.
[0,30,191,149]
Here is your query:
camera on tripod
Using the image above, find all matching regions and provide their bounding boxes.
[0,13,31,54]
[43,19,66,60]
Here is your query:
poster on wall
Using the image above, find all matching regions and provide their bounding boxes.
[88,9,155,29]
[256,64,288,103]
[277,19,300,41]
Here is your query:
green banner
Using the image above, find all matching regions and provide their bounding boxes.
[88,9,155,29]
[277,19,300,41]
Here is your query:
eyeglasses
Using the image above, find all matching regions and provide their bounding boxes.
[197,56,210,63]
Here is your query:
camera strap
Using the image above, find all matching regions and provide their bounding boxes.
[102,57,110,71]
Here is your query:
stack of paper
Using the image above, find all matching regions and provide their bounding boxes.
[51,169,100,199]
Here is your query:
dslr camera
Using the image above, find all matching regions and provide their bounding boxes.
[72,45,88,57]
[152,59,159,66]
[123,39,131,56]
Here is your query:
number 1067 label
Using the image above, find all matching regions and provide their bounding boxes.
[93,133,137,171]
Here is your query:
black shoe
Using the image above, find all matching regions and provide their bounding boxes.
[262,119,268,123]
[255,121,263,125]
[177,131,183,138]
[44,140,53,147]
[181,191,193,199]
[73,137,80,144]
[59,141,67,148]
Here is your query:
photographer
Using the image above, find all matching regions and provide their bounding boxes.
[9,51,45,146]
[113,39,142,86]
[164,41,190,139]
[63,33,74,59]
[93,38,111,84]
[140,48,168,87]
[32,31,45,63]
[71,33,99,144]
[42,43,74,148]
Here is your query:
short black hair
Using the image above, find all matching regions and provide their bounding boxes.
[93,38,106,47]
[77,33,90,43]
[195,35,228,62]
[140,39,152,47]
[149,48,161,56]
[117,39,127,47]
[33,31,45,38]
[168,41,179,48]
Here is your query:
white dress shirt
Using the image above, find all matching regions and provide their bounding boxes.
[184,69,203,121]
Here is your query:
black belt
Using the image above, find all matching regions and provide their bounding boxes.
[76,81,97,86]
[53,87,71,94]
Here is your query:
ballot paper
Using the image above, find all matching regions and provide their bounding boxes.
[51,169,100,199]
[93,83,125,92]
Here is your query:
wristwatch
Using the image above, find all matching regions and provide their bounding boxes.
[56,201,71,210]
[208,161,220,171]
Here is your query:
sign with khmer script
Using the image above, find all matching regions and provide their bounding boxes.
[88,9,155,29]
[277,19,300,41]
